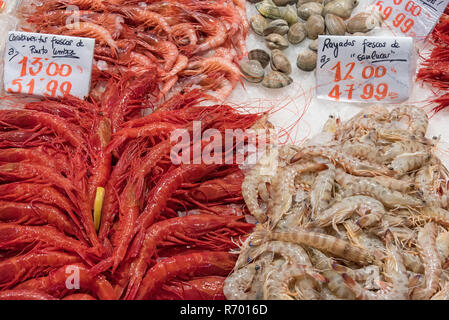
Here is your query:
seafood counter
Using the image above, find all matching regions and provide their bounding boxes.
[0,0,449,301]
[227,105,449,300]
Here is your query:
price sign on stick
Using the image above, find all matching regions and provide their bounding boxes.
[3,31,95,99]
[372,0,449,38]
[316,35,414,103]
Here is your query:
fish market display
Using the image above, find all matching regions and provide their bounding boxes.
[226,105,449,300]
[0,79,269,299]
[20,0,249,101]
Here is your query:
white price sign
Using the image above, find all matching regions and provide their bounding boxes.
[372,0,449,38]
[316,35,414,103]
[3,31,95,99]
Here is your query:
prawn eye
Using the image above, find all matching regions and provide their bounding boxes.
[247,257,252,263]
[255,265,260,271]
[389,167,394,171]
[249,241,253,247]
[363,115,367,118]
[329,115,334,119]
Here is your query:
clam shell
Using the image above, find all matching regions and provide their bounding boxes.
[325,13,346,35]
[305,14,325,40]
[248,49,271,68]
[262,71,293,88]
[280,4,299,26]
[273,0,296,5]
[297,49,317,71]
[297,2,324,21]
[250,14,269,36]
[263,19,290,36]
[287,22,306,44]
[270,49,292,74]
[297,0,324,6]
[309,39,318,51]
[256,0,282,19]
[239,59,265,83]
[346,12,381,33]
[323,0,359,19]
[265,33,289,50]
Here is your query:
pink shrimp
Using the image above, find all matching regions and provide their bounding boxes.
[162,54,189,80]
[119,6,172,35]
[64,22,118,55]
[192,14,227,54]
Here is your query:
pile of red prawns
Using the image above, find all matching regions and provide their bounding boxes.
[21,0,248,101]
[0,72,261,300]
[417,5,449,113]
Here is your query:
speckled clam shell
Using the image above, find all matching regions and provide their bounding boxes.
[323,0,359,19]
[305,14,325,40]
[256,0,282,19]
[287,22,306,44]
[270,49,292,74]
[297,2,324,21]
[265,33,289,50]
[240,59,265,83]
[263,19,290,36]
[262,70,293,88]
[248,49,271,68]
[346,12,381,34]
[250,14,269,36]
[297,49,317,71]
[325,13,346,35]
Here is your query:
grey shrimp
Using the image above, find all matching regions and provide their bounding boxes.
[268,162,327,229]
[315,195,385,229]
[342,231,409,300]
[390,152,431,177]
[291,146,392,177]
[412,222,442,300]
[241,147,279,223]
[390,105,429,137]
[310,163,336,219]
[340,176,424,209]
[223,263,258,300]
[250,228,376,266]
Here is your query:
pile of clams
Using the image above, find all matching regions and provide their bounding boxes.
[241,0,383,88]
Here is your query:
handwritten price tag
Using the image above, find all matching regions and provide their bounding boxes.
[3,31,95,99]
[316,35,413,103]
[372,0,449,38]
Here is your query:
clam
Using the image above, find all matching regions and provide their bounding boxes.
[265,33,289,50]
[346,12,382,34]
[297,49,317,71]
[262,70,293,88]
[297,2,324,21]
[250,14,269,36]
[323,0,359,19]
[263,19,290,36]
[273,0,296,5]
[280,4,299,26]
[248,49,271,68]
[288,22,306,44]
[305,14,325,40]
[309,39,318,51]
[297,0,324,6]
[270,49,292,74]
[256,0,282,19]
[240,59,265,83]
[325,13,346,35]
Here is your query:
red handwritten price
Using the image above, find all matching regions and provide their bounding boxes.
[7,57,73,97]
[326,62,395,101]
[4,31,95,99]
[372,0,449,37]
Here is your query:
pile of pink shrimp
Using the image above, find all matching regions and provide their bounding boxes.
[20,0,248,101]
